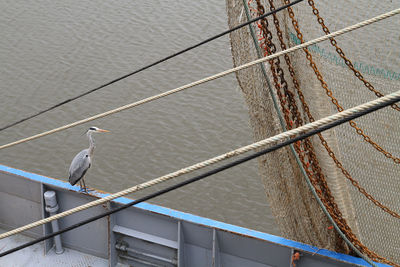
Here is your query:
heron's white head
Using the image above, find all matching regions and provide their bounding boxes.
[86,126,110,135]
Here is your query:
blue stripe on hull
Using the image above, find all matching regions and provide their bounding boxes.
[0,164,387,266]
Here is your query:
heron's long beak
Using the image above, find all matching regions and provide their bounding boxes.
[97,129,110,133]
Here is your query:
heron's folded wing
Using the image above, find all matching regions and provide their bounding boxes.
[69,149,90,185]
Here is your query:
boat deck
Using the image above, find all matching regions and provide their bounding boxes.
[0,165,388,267]
[0,228,126,267]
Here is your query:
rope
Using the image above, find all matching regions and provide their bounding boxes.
[242,1,376,266]
[1,7,399,150]
[0,91,398,262]
[1,89,399,241]
[0,0,305,132]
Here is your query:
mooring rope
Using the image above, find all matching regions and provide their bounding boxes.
[0,89,399,241]
[1,91,398,262]
[1,7,399,150]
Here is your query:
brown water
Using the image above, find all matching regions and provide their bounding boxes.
[0,0,279,234]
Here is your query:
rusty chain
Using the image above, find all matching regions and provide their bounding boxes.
[252,0,350,252]
[254,1,324,206]
[248,0,399,265]
[287,1,400,165]
[260,0,345,219]
[282,1,399,265]
[307,0,400,112]
[261,0,399,220]
[307,0,400,164]
[267,0,400,220]
[263,0,359,251]
[254,0,299,131]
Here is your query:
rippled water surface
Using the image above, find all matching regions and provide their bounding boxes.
[0,1,279,234]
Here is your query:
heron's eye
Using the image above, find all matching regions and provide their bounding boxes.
[85,155,88,157]
[89,127,96,131]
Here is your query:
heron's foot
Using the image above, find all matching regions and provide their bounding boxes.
[79,187,94,193]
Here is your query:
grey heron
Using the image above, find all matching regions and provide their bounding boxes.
[68,126,109,192]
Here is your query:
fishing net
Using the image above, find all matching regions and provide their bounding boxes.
[226,0,399,264]
[288,0,400,262]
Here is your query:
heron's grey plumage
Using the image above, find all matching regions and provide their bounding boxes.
[68,127,109,190]
[69,149,91,185]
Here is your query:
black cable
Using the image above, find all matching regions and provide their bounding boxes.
[1,95,398,258]
[0,0,305,132]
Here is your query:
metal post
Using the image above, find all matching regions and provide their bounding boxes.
[44,191,64,254]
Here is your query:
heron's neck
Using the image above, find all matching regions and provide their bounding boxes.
[87,132,95,156]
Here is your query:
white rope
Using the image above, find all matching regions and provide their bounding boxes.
[1,7,399,150]
[1,89,399,240]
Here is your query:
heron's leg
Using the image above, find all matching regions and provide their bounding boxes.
[81,178,94,193]
[82,178,88,192]
[78,180,87,192]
